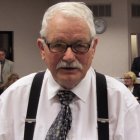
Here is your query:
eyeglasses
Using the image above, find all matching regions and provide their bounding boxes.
[42,38,91,54]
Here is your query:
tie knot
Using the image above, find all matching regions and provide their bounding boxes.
[57,90,75,105]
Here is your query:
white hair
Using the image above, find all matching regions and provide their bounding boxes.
[40,2,96,38]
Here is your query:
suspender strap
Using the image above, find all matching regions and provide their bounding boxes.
[24,71,45,140]
[96,72,109,140]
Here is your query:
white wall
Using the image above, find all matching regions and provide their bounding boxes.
[0,0,139,78]
[92,0,129,77]
[0,0,48,77]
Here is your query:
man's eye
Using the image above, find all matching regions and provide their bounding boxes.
[51,43,66,48]
[75,44,89,48]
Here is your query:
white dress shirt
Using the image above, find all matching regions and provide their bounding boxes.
[0,67,140,140]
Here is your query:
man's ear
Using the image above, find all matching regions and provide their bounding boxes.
[37,38,45,60]
[37,38,44,50]
[90,38,98,59]
[90,38,98,54]
[92,38,98,49]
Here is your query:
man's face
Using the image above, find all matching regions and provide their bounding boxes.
[0,51,6,61]
[37,14,98,89]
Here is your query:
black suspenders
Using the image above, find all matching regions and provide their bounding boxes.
[24,71,45,140]
[24,71,109,140]
[96,72,109,140]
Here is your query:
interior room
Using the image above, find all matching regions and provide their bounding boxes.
[1,1,140,139]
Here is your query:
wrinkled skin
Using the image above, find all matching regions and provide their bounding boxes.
[37,13,98,89]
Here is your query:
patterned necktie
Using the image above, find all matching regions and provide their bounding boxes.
[46,90,75,140]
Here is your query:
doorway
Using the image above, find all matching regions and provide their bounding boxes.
[0,31,14,61]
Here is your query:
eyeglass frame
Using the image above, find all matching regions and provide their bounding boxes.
[42,37,92,54]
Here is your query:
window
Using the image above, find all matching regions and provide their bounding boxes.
[131,4,140,17]
[88,4,111,17]
[0,31,14,61]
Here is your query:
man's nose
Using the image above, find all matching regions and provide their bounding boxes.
[63,47,76,62]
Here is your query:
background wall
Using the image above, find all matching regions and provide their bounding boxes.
[0,0,48,76]
[92,0,129,76]
[0,0,139,78]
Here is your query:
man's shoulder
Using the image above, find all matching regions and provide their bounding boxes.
[105,74,139,109]
[102,74,125,91]
[15,72,39,86]
[1,73,37,95]
[0,71,47,107]
[5,59,14,64]
[94,71,127,93]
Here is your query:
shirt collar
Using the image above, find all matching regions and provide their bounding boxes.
[46,67,95,102]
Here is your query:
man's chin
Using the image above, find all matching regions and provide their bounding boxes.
[56,76,82,89]
[59,81,79,89]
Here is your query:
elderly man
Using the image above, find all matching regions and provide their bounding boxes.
[0,2,140,140]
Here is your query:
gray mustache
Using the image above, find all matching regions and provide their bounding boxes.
[56,60,83,70]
